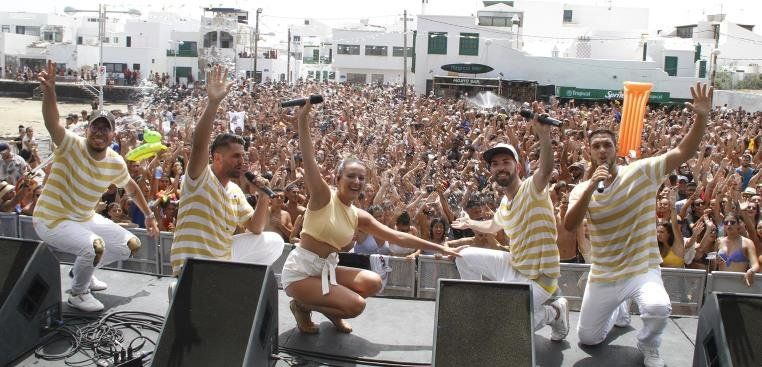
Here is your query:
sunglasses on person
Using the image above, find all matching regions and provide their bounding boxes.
[723,220,737,226]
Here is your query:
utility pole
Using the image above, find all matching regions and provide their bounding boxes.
[253,8,262,83]
[286,27,291,84]
[402,9,407,99]
[710,23,720,90]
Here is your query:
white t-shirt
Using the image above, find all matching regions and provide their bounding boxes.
[228,111,246,132]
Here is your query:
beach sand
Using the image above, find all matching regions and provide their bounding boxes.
[0,97,129,138]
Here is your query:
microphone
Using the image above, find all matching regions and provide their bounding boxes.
[280,94,324,108]
[244,172,276,198]
[596,162,613,193]
[519,109,562,126]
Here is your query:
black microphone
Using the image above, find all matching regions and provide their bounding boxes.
[519,109,562,126]
[244,172,276,198]
[280,94,324,108]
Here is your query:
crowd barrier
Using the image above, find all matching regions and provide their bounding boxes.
[3,214,760,315]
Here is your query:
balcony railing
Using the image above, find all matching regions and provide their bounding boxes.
[302,58,332,64]
[166,49,199,57]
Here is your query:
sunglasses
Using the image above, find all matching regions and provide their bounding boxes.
[723,220,737,226]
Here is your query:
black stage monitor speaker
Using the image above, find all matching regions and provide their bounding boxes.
[433,279,534,367]
[152,258,278,367]
[0,237,62,366]
[693,292,762,367]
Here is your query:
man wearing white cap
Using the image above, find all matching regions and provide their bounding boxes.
[452,106,568,340]
[32,61,158,312]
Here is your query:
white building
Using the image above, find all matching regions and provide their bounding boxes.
[414,1,706,101]
[0,12,76,78]
[289,18,334,82]
[332,21,413,85]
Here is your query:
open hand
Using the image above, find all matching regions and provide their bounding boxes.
[685,83,713,117]
[206,65,233,103]
[37,60,57,96]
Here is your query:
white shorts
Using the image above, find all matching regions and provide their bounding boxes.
[281,246,339,295]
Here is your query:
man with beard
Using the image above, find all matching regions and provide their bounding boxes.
[169,65,283,276]
[564,83,713,367]
[33,61,159,312]
[452,106,568,340]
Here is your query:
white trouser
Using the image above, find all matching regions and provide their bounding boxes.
[230,231,286,266]
[33,215,135,295]
[454,247,557,331]
[577,267,671,348]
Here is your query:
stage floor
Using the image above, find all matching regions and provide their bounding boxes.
[14,266,698,366]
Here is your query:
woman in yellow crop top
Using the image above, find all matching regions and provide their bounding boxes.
[657,189,686,268]
[281,100,465,334]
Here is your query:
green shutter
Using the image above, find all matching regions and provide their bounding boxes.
[698,60,707,78]
[664,56,678,76]
[694,44,701,63]
[428,32,447,55]
[459,33,479,56]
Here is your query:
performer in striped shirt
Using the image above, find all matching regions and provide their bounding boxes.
[564,83,713,367]
[451,103,569,340]
[169,65,283,276]
[33,61,159,312]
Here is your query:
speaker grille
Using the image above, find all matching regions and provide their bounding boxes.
[434,280,533,367]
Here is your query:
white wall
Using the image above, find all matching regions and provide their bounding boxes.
[713,90,762,112]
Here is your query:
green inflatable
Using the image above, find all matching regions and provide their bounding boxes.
[125,130,167,162]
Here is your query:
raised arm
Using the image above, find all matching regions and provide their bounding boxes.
[664,83,713,173]
[531,104,554,191]
[356,209,463,257]
[37,61,65,146]
[187,65,232,180]
[294,102,331,210]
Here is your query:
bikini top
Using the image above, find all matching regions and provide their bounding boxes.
[718,249,748,265]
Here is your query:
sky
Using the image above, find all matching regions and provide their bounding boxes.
[4,0,761,35]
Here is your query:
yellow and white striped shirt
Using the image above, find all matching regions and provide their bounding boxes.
[494,178,560,293]
[34,130,130,228]
[170,165,254,275]
[568,155,667,283]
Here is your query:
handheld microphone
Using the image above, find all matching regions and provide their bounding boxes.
[244,172,276,198]
[519,109,562,126]
[281,95,324,108]
[596,162,613,193]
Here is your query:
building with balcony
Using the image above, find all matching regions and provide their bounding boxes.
[332,21,413,85]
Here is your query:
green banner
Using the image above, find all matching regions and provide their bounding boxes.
[557,86,670,102]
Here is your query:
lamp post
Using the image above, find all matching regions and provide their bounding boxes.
[64,4,140,108]
[710,48,721,90]
[253,8,262,83]
[511,15,521,50]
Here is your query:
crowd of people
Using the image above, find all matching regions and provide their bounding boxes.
[0,61,760,365]
[4,70,760,273]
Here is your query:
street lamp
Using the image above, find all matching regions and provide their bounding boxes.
[710,48,721,89]
[65,4,141,108]
[511,15,520,50]
[252,8,262,83]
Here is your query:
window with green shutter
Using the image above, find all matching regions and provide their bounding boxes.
[459,33,479,56]
[698,60,707,78]
[664,56,678,76]
[428,32,447,54]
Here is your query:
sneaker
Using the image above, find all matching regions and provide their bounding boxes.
[549,297,569,341]
[68,292,104,312]
[615,302,631,327]
[638,342,665,367]
[69,269,108,291]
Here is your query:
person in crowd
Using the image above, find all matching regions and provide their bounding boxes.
[32,61,158,312]
[564,83,712,367]
[282,99,463,334]
[0,142,28,185]
[451,102,569,341]
[715,211,759,286]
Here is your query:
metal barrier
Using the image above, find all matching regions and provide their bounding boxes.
[705,271,762,299]
[0,212,18,237]
[116,228,160,274]
[18,215,40,241]
[158,231,174,275]
[378,256,417,298]
[416,255,461,299]
[557,263,590,311]
[660,267,706,316]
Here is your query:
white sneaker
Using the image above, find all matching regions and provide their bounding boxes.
[69,269,108,291]
[638,342,665,367]
[68,292,104,312]
[549,297,569,341]
[89,276,108,291]
[615,302,631,327]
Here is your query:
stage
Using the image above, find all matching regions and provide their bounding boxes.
[15,266,698,366]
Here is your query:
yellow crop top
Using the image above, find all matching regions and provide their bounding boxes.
[301,190,359,249]
[661,249,684,268]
